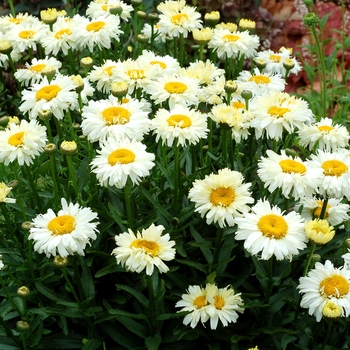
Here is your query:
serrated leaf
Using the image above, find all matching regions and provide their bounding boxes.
[115,284,149,308]
[145,333,161,350]
[176,259,208,273]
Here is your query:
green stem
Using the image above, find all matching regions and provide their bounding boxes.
[179,33,185,66]
[20,332,28,350]
[62,268,81,305]
[172,144,181,215]
[0,274,20,314]
[49,154,60,210]
[0,316,20,346]
[7,0,16,17]
[66,155,78,199]
[124,180,133,229]
[320,320,332,350]
[212,227,224,271]
[221,125,229,165]
[303,241,316,276]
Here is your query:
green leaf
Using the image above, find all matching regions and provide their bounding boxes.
[140,186,172,221]
[115,284,149,308]
[35,282,77,307]
[37,333,84,349]
[0,337,21,350]
[145,333,162,350]
[190,224,213,265]
[80,256,95,300]
[176,259,208,273]
[103,300,148,321]
[81,338,104,350]
[95,262,125,278]
[156,311,189,321]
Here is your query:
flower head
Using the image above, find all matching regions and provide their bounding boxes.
[305,219,335,245]
[0,182,16,204]
[112,224,176,275]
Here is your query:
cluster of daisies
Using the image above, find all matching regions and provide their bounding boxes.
[0,0,350,331]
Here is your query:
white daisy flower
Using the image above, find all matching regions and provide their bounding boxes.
[0,47,21,70]
[14,56,62,87]
[112,223,176,275]
[236,68,286,97]
[88,59,119,94]
[0,12,37,33]
[250,90,315,140]
[175,284,210,328]
[298,260,350,322]
[28,198,99,258]
[19,75,79,120]
[0,260,3,270]
[257,150,322,200]
[0,182,16,204]
[40,16,77,56]
[86,0,133,22]
[137,50,180,76]
[298,117,350,152]
[308,149,350,200]
[158,2,202,38]
[147,74,201,109]
[0,119,47,166]
[205,284,244,330]
[81,95,150,142]
[235,199,307,261]
[208,28,260,59]
[150,104,208,147]
[72,14,122,52]
[342,249,350,268]
[90,137,155,188]
[188,167,254,228]
[185,59,225,86]
[200,75,227,105]
[296,197,350,227]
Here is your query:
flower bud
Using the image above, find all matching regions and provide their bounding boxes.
[148,12,159,22]
[21,221,33,231]
[111,81,129,98]
[7,179,19,190]
[310,253,321,264]
[193,28,214,45]
[44,143,57,155]
[239,18,256,31]
[109,5,123,16]
[17,320,30,332]
[283,58,295,70]
[0,116,9,127]
[224,80,238,93]
[322,301,342,319]
[0,39,13,54]
[40,8,59,25]
[71,74,84,93]
[131,0,142,7]
[241,90,253,100]
[60,140,77,155]
[253,57,267,70]
[80,57,94,69]
[344,237,350,249]
[53,255,69,268]
[303,13,320,27]
[137,34,149,43]
[204,11,220,27]
[17,286,30,298]
[38,109,53,122]
[137,11,147,19]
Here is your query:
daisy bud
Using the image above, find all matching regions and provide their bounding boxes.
[283,58,295,70]
[310,253,321,264]
[216,22,237,32]
[305,219,335,245]
[71,74,85,93]
[8,116,19,126]
[44,143,57,155]
[137,34,149,43]
[111,81,129,98]
[109,5,123,16]
[322,301,342,319]
[7,180,19,190]
[225,80,238,93]
[344,238,350,249]
[131,0,142,7]
[60,140,77,155]
[279,46,293,54]
[239,18,256,31]
[148,12,159,23]
[72,122,80,130]
[303,13,320,27]
[137,11,147,19]
[0,116,9,127]
[17,320,30,332]
[241,89,253,100]
[38,109,53,121]
[17,286,30,298]
[41,66,57,80]
[53,255,69,268]
[80,57,94,69]
[21,221,33,231]
[253,57,267,70]
[40,8,59,25]
[0,39,13,55]
[204,11,220,27]
[127,46,133,52]
[193,28,214,45]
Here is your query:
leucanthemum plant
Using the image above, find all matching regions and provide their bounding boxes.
[1,1,350,349]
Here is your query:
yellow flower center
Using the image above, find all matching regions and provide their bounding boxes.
[313,201,330,219]
[164,82,187,94]
[29,64,46,72]
[268,106,291,117]
[130,239,159,256]
[150,60,167,69]
[127,69,145,79]
[108,148,135,166]
[232,101,246,109]
[86,21,105,32]
[223,34,239,42]
[322,160,348,177]
[9,18,23,24]
[122,97,130,104]
[47,215,75,235]
[258,214,288,239]
[54,28,72,39]
[279,159,306,174]
[269,54,281,62]
[193,295,208,309]
[171,13,188,25]
[214,295,225,310]
[248,75,271,84]
[320,275,350,298]
[102,107,130,125]
[103,66,116,76]
[8,132,25,146]
[36,85,61,101]
[318,125,334,132]
[19,30,35,39]
[166,114,192,128]
[210,187,235,207]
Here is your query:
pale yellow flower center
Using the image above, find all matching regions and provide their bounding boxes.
[48,215,75,235]
[36,85,61,101]
[214,295,225,310]
[8,132,25,146]
[122,97,130,104]
[19,30,35,39]
[55,28,72,39]
[322,160,348,177]
[313,201,330,219]
[150,60,167,69]
[279,159,306,174]
[171,13,188,25]
[320,275,350,298]
[318,125,334,132]
[232,101,245,109]
[10,18,23,24]
[127,69,145,79]
[86,21,105,32]
[108,149,135,165]
[258,214,288,239]
[268,106,291,117]
[167,114,192,128]
[322,301,342,318]
[193,295,208,309]
[164,82,187,94]
[269,54,281,62]
[103,66,116,76]
[210,187,235,207]
[223,34,239,42]
[29,64,46,72]
[248,75,271,84]
[130,239,159,256]
[102,107,130,125]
